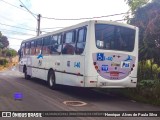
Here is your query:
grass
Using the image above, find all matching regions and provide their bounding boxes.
[119,88,159,104]
[98,88,160,106]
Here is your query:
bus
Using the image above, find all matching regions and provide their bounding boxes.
[19,20,139,89]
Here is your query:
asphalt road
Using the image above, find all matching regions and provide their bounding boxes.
[0,66,160,120]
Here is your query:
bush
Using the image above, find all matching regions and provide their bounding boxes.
[5,49,17,57]
[0,59,8,65]
[138,80,155,88]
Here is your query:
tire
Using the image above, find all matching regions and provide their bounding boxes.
[48,70,57,90]
[24,67,31,80]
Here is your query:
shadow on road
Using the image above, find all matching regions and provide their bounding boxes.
[27,77,127,102]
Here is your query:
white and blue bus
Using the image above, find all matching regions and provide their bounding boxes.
[19,20,139,89]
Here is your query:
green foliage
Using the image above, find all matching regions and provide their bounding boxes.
[0,59,8,65]
[138,60,160,80]
[0,36,9,49]
[0,32,2,37]
[0,42,3,49]
[125,0,150,23]
[133,60,160,105]
[126,0,160,63]
[125,0,149,12]
[0,31,16,57]
[136,79,160,102]
[5,49,17,57]
[0,48,17,57]
[139,80,155,88]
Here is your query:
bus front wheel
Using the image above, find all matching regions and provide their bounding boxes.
[48,70,57,90]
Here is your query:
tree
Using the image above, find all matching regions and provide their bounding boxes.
[126,0,160,64]
[5,49,17,57]
[0,33,9,49]
[125,0,160,79]
[0,32,2,37]
[0,36,9,49]
[125,0,150,23]
[125,0,149,12]
[0,32,3,49]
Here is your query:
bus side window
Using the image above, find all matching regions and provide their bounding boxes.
[31,41,36,55]
[50,34,62,54]
[75,27,87,54]
[62,31,75,55]
[19,43,25,58]
[24,43,26,56]
[36,39,43,55]
[25,42,31,55]
[42,36,51,55]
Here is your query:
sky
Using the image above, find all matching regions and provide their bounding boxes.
[0,0,129,51]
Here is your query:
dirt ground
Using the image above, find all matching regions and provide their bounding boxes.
[0,56,19,71]
[0,62,18,71]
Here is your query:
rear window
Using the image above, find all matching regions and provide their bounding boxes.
[95,24,135,52]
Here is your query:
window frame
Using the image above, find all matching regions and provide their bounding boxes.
[25,42,31,55]
[95,24,135,52]
[62,30,76,55]
[42,36,52,55]
[63,30,75,44]
[49,33,63,55]
[75,27,87,55]
[35,38,43,54]
[36,38,43,47]
[43,36,51,46]
[30,40,36,55]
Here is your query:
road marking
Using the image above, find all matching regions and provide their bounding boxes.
[63,101,87,107]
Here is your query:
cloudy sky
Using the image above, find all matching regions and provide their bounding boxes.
[0,0,129,51]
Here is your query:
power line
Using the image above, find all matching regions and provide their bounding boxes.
[0,22,54,34]
[0,28,35,36]
[41,27,64,30]
[19,0,41,36]
[7,37,24,40]
[0,15,36,30]
[41,12,130,20]
[0,0,37,29]
[0,0,130,21]
[0,22,35,32]
[0,0,27,12]
[0,15,15,23]
[4,18,129,44]
[0,0,37,20]
[19,0,37,19]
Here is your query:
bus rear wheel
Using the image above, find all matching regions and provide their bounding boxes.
[48,70,57,90]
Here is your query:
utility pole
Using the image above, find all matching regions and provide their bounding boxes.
[19,0,41,36]
[37,14,41,36]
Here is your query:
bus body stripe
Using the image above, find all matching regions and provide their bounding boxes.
[20,65,84,76]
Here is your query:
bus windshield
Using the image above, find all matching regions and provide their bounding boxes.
[95,24,136,52]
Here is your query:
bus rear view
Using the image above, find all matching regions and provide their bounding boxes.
[86,21,139,88]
